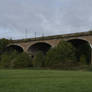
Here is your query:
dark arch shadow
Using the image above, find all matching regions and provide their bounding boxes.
[68,39,91,64]
[6,45,24,53]
[28,42,52,55]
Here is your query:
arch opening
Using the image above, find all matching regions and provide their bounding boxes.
[68,39,91,64]
[6,45,24,53]
[28,42,52,56]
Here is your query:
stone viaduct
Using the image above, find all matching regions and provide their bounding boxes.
[7,31,92,64]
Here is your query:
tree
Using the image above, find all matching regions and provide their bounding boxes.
[32,51,45,67]
[11,52,32,68]
[0,38,10,54]
[0,51,32,68]
[0,51,18,68]
[79,55,87,65]
[45,40,76,67]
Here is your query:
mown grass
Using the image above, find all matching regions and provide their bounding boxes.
[0,70,92,92]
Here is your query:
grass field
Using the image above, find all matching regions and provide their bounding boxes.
[0,70,92,92]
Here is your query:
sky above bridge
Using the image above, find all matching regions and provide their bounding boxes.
[0,0,92,39]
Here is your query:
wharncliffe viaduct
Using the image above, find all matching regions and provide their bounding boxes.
[6,31,92,64]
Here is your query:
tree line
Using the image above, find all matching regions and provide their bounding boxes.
[0,38,90,69]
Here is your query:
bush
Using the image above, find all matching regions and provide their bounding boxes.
[0,38,10,54]
[11,52,32,68]
[86,65,92,71]
[79,55,87,65]
[0,51,18,68]
[45,40,77,67]
[0,51,32,68]
[32,52,45,67]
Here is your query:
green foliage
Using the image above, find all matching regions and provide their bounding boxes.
[11,52,32,68]
[0,51,32,68]
[75,41,91,64]
[0,38,90,69]
[86,65,92,71]
[0,51,18,68]
[45,40,76,67]
[32,52,45,67]
[79,55,87,65]
[0,38,10,54]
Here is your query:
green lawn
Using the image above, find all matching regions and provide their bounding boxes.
[0,70,92,92]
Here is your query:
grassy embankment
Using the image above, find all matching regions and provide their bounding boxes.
[0,70,92,92]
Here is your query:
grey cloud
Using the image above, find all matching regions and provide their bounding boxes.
[0,0,92,39]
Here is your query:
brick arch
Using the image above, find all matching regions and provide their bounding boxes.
[66,37,92,45]
[27,42,52,55]
[6,44,24,53]
[67,38,91,64]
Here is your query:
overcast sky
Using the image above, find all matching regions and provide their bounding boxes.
[0,0,92,39]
